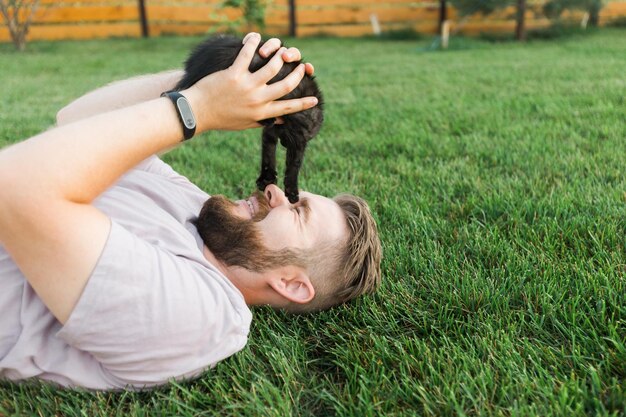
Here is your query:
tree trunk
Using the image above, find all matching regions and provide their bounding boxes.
[588,1,600,26]
[0,0,40,51]
[15,38,26,51]
[13,30,26,51]
[515,0,526,41]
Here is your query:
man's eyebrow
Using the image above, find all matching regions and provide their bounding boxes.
[299,198,311,223]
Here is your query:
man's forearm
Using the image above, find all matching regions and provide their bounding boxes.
[0,96,186,323]
[56,70,184,126]
[0,96,184,208]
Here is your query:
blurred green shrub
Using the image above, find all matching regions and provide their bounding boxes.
[212,0,270,35]
[448,0,513,16]
[542,0,604,26]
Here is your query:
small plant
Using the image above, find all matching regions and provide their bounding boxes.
[605,15,626,27]
[526,21,593,39]
[212,0,270,35]
[0,0,40,51]
[543,0,604,27]
[449,0,512,16]
[448,0,528,40]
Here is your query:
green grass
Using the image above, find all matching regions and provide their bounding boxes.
[1,29,625,416]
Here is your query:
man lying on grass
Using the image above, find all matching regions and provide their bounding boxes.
[0,33,381,390]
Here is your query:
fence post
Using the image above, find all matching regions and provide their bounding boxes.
[289,0,297,37]
[138,0,149,37]
[438,0,447,33]
[441,20,450,48]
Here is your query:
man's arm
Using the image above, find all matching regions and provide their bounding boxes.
[0,34,317,324]
[56,37,314,126]
[56,70,184,126]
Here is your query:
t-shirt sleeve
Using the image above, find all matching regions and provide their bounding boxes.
[57,221,251,388]
[133,155,173,176]
[133,155,206,193]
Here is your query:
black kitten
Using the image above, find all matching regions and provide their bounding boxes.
[174,34,324,203]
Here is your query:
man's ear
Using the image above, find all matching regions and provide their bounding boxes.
[267,266,315,304]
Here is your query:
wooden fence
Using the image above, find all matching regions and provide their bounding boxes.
[1,0,625,43]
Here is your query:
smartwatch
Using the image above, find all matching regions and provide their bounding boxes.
[161,91,196,141]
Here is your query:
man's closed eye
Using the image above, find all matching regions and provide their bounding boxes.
[297,199,311,223]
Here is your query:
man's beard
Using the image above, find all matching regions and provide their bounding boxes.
[194,191,305,272]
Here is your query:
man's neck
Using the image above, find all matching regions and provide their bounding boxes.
[202,245,230,278]
[202,245,259,306]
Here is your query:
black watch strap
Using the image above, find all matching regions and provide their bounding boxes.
[161,91,196,141]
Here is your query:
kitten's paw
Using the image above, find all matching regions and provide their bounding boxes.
[256,175,277,191]
[286,191,299,204]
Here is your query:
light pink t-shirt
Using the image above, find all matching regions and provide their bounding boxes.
[0,156,252,390]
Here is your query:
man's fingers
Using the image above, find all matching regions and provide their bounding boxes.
[267,96,319,118]
[281,48,315,76]
[242,32,260,44]
[233,33,261,71]
[259,38,282,58]
[282,47,302,63]
[254,47,287,83]
[264,63,306,100]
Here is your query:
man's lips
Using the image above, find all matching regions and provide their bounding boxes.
[236,196,258,219]
[250,196,259,215]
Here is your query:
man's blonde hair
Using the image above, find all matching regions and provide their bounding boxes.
[285,193,382,313]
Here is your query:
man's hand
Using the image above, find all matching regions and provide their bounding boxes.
[253,34,315,76]
[182,33,319,132]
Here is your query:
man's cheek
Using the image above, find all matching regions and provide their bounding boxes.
[258,222,296,251]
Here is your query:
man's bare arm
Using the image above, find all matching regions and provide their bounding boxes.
[56,37,314,126]
[56,70,184,126]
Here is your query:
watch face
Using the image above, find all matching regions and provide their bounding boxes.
[175,97,196,129]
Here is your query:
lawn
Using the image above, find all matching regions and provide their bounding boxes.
[0,29,625,416]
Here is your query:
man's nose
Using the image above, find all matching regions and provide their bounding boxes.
[264,184,290,208]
